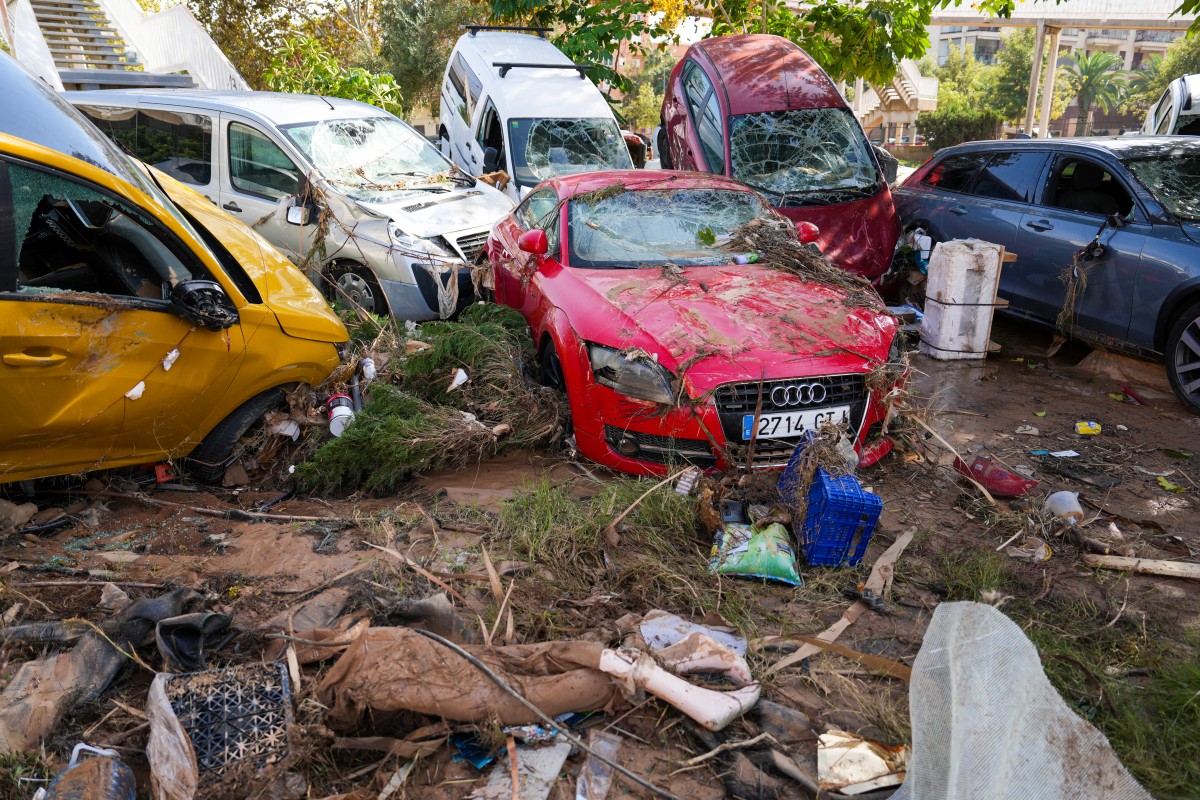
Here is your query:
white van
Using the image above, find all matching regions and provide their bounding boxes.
[438,27,633,201]
[66,90,514,320]
[1142,74,1200,136]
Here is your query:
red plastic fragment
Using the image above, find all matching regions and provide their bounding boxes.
[953,455,1038,498]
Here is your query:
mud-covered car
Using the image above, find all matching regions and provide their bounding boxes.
[485,170,904,475]
[0,55,347,484]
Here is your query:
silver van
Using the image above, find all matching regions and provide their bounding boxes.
[67,90,514,319]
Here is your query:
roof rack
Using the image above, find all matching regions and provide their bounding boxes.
[493,62,591,78]
[463,25,551,38]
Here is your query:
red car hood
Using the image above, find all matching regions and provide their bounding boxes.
[552,263,896,392]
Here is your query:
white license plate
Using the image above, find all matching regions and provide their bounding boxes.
[741,405,851,440]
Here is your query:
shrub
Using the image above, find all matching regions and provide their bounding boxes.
[917,108,1003,151]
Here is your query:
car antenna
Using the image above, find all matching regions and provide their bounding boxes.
[318,95,335,111]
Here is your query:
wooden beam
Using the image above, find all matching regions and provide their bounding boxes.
[1081,554,1200,580]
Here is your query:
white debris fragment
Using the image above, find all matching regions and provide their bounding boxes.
[161,349,180,371]
[125,381,145,400]
[448,368,469,391]
[270,420,301,441]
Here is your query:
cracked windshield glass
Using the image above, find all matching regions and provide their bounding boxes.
[730,108,879,205]
[568,188,766,268]
[1124,153,1200,221]
[509,118,632,189]
[283,117,454,201]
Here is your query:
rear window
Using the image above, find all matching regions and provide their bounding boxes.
[923,153,986,193]
[971,152,1048,203]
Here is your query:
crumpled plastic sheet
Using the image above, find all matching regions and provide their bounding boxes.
[524,118,629,182]
[729,109,878,200]
[892,602,1151,800]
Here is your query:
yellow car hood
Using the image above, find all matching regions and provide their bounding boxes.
[158,173,347,344]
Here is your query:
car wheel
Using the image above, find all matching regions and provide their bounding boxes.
[657,126,672,170]
[1166,300,1200,414]
[540,340,567,391]
[185,389,285,483]
[328,263,388,316]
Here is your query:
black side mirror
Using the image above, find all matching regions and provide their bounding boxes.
[483,146,500,173]
[171,280,239,331]
[1107,212,1125,229]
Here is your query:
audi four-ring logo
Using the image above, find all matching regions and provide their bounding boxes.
[770,382,828,406]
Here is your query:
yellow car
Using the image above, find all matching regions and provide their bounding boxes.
[0,55,348,484]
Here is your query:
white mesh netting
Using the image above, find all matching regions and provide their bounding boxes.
[892,602,1151,800]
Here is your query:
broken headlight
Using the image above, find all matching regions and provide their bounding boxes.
[587,344,674,405]
[388,221,452,258]
[888,333,905,367]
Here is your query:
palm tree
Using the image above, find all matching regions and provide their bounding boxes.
[1128,54,1164,98]
[1064,51,1127,136]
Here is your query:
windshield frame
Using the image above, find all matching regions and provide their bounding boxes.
[563,187,769,270]
[280,115,460,201]
[508,117,634,190]
[1120,151,1200,223]
[728,107,882,206]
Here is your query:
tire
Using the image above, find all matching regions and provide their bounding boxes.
[1166,300,1200,414]
[327,263,388,316]
[185,389,285,483]
[657,126,673,170]
[539,339,567,391]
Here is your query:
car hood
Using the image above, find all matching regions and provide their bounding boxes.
[159,172,348,344]
[353,182,513,239]
[553,263,896,390]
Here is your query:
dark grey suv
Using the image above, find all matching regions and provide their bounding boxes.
[893,136,1200,412]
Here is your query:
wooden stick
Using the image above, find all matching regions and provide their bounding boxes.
[602,469,687,546]
[57,489,343,523]
[911,417,998,505]
[12,580,163,589]
[1081,554,1200,580]
[677,732,777,768]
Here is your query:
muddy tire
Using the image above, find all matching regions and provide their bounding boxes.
[539,340,567,391]
[327,263,388,316]
[1166,300,1200,414]
[657,126,672,170]
[185,389,285,483]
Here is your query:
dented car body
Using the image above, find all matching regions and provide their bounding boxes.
[659,35,899,281]
[0,56,347,483]
[487,170,902,476]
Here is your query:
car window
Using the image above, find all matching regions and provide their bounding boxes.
[970,151,1048,203]
[476,100,505,167]
[507,118,633,189]
[514,187,559,229]
[5,160,204,300]
[1155,89,1173,135]
[228,122,302,200]
[1045,157,1133,218]
[1123,152,1200,221]
[75,106,214,187]
[682,63,725,172]
[922,153,986,192]
[447,53,471,125]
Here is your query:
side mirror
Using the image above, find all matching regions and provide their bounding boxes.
[483,146,500,173]
[517,228,549,257]
[796,221,820,244]
[1107,212,1125,229]
[286,205,312,226]
[170,279,239,331]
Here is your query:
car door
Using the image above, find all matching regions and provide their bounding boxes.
[136,105,220,204]
[1015,153,1147,339]
[493,186,559,311]
[472,98,507,176]
[220,115,310,262]
[0,155,248,475]
[907,151,988,243]
[441,53,481,171]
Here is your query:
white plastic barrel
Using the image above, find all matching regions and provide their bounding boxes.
[919,239,1005,361]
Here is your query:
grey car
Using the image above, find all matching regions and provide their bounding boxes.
[893,136,1200,413]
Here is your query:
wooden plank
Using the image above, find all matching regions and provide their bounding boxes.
[1081,554,1200,580]
[1002,252,1018,264]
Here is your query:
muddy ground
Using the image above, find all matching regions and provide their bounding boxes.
[2,315,1198,799]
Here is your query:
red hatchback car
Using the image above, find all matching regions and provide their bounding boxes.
[659,34,899,282]
[486,170,903,476]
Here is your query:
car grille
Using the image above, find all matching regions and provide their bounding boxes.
[604,426,716,467]
[449,229,490,264]
[713,374,867,415]
[725,438,805,468]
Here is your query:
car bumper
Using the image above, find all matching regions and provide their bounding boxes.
[377,266,475,322]
[570,378,895,477]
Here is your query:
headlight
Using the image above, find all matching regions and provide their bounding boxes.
[888,332,906,366]
[388,221,452,258]
[587,344,674,405]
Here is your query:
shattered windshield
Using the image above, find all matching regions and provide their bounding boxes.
[509,118,633,189]
[729,108,880,205]
[1123,153,1200,221]
[283,117,454,201]
[567,188,766,268]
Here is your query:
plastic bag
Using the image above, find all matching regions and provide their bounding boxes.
[709,523,802,586]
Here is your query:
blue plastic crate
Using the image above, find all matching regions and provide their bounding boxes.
[800,468,882,567]
[777,432,815,507]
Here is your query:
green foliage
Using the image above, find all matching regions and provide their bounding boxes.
[0,750,53,800]
[1064,51,1126,136]
[621,83,663,133]
[916,106,1002,150]
[1125,35,1200,116]
[265,36,403,117]
[982,28,1071,124]
[924,44,989,112]
[187,0,285,88]
[379,0,475,111]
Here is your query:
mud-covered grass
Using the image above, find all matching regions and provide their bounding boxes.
[0,749,52,800]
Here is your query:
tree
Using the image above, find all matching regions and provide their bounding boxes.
[265,36,403,117]
[980,28,1070,125]
[621,83,662,133]
[380,0,475,112]
[1063,51,1126,136]
[924,44,989,111]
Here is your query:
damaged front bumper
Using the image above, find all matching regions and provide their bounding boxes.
[378,265,474,322]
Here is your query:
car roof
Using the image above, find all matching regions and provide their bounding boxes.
[452,32,613,119]
[0,53,141,185]
[551,169,754,199]
[935,135,1200,159]
[689,34,842,115]
[1176,74,1200,116]
[63,89,389,126]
